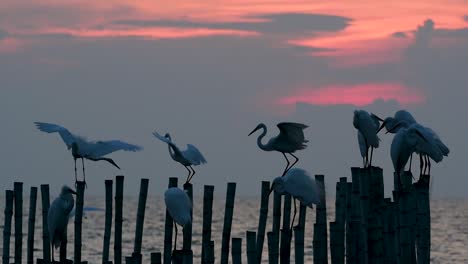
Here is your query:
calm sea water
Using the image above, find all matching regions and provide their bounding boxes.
[1,196,467,263]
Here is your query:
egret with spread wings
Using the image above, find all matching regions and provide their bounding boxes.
[153,132,207,183]
[34,122,142,185]
[249,122,308,176]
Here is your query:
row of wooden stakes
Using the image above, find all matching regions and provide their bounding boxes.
[2,166,431,264]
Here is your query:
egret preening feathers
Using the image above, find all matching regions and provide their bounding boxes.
[34,122,142,185]
[153,132,207,184]
[353,110,381,168]
[249,122,308,176]
[164,187,192,251]
[269,168,321,229]
[48,185,76,262]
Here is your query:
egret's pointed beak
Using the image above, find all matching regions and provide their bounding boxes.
[248,127,260,136]
[377,120,387,133]
[386,122,402,134]
[372,113,384,122]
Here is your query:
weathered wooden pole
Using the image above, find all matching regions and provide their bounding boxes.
[182,182,193,255]
[329,222,338,264]
[294,203,306,264]
[163,177,178,264]
[358,168,369,264]
[345,182,358,264]
[267,232,279,264]
[279,194,292,264]
[132,178,149,263]
[201,185,214,264]
[232,237,242,264]
[313,174,328,264]
[220,182,236,264]
[59,227,68,262]
[350,168,365,264]
[205,241,215,264]
[102,180,113,264]
[115,176,125,264]
[14,182,23,264]
[415,174,431,264]
[150,252,162,264]
[382,198,396,264]
[334,177,347,264]
[40,184,51,263]
[398,171,413,264]
[256,181,270,264]
[270,192,281,263]
[74,181,86,264]
[26,187,37,264]
[3,190,14,264]
[246,231,257,264]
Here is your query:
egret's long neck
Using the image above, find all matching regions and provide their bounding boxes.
[168,144,176,159]
[257,125,272,151]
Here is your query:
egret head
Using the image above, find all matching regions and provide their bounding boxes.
[248,123,265,136]
[60,185,77,196]
[378,117,394,133]
[269,177,286,196]
[164,133,172,140]
[385,120,410,134]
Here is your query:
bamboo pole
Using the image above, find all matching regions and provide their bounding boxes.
[398,185,411,264]
[40,184,51,263]
[279,194,291,264]
[232,237,242,264]
[351,168,366,264]
[271,192,281,263]
[3,190,14,264]
[329,222,338,264]
[132,178,149,263]
[163,177,178,264]
[74,181,86,264]
[294,203,306,264]
[382,198,396,264]
[26,187,37,264]
[182,182,193,253]
[102,180,113,264]
[201,185,214,264]
[256,181,270,264]
[59,227,68,262]
[267,232,279,264]
[220,182,236,264]
[358,169,369,264]
[345,182,356,264]
[335,177,347,264]
[206,241,215,264]
[313,174,328,264]
[246,231,257,264]
[150,252,162,264]
[115,176,125,264]
[14,182,23,264]
[415,174,430,264]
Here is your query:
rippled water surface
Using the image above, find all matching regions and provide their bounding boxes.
[1,196,467,263]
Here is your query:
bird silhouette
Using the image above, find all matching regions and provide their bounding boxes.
[164,187,192,251]
[249,122,308,176]
[354,110,382,167]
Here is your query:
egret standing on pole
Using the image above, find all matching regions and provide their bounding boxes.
[34,122,142,185]
[153,132,207,184]
[165,187,192,252]
[353,110,381,168]
[248,122,308,176]
[48,185,76,262]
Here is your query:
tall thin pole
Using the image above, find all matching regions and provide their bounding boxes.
[114,176,125,264]
[220,182,236,264]
[40,185,51,263]
[26,187,37,264]
[102,180,113,264]
[74,181,86,264]
[3,190,14,264]
[201,185,214,264]
[14,182,23,264]
[256,181,270,264]
[133,178,149,256]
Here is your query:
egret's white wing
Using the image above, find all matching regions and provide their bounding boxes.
[395,110,417,124]
[355,111,380,148]
[425,127,449,156]
[410,125,444,162]
[34,122,76,149]
[164,188,192,227]
[277,122,308,147]
[88,140,142,157]
[153,132,172,144]
[48,197,74,249]
[182,144,207,166]
[283,168,320,207]
[357,131,367,158]
[390,129,410,175]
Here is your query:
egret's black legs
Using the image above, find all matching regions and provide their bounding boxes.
[173,222,178,251]
[419,154,424,178]
[282,152,290,176]
[74,158,78,187]
[82,158,87,188]
[51,245,54,263]
[409,153,413,172]
[363,157,366,168]
[427,156,431,175]
[370,147,374,168]
[289,153,299,171]
[184,166,192,183]
[187,166,196,183]
[290,198,297,231]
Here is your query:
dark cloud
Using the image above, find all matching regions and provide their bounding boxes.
[391,31,408,38]
[112,13,351,35]
[434,27,468,38]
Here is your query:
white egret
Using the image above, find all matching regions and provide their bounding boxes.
[164,187,192,251]
[34,122,142,185]
[353,110,381,167]
[48,185,76,262]
[269,168,321,229]
[153,132,207,183]
[248,122,308,176]
[378,109,417,133]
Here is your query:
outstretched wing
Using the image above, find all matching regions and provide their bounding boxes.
[34,122,76,149]
[277,122,308,147]
[183,144,207,166]
[88,140,142,157]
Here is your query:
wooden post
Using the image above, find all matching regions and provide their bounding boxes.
[205,241,215,264]
[74,181,86,264]
[345,182,357,264]
[201,185,214,264]
[182,182,193,254]
[232,237,242,264]
[294,203,306,264]
[133,178,149,259]
[14,182,23,264]
[271,192,281,263]
[115,176,125,264]
[279,194,291,264]
[220,182,236,264]
[329,222,338,264]
[267,232,279,264]
[335,177,347,264]
[398,175,412,264]
[3,190,14,264]
[40,184,51,263]
[415,174,430,264]
[246,231,257,264]
[163,177,178,264]
[382,198,396,264]
[256,181,270,264]
[313,175,328,264]
[26,187,37,264]
[358,169,369,264]
[150,252,162,264]
[102,180,113,264]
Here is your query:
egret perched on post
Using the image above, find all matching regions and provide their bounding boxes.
[353,110,381,167]
[378,109,417,134]
[153,132,207,183]
[269,168,321,229]
[248,122,308,176]
[48,185,76,262]
[164,187,192,251]
[34,122,142,185]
